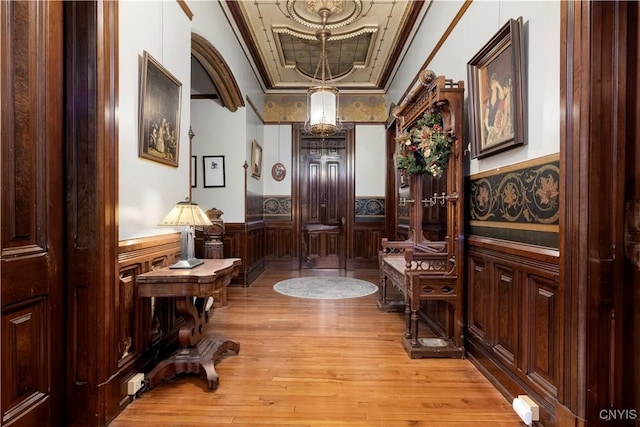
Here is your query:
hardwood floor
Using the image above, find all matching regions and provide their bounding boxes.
[109,269,521,427]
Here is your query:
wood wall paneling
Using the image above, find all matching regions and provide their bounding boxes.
[1,0,65,425]
[348,223,385,269]
[224,222,265,285]
[467,255,487,341]
[560,2,638,423]
[493,264,517,368]
[264,221,298,269]
[62,1,120,425]
[466,237,559,426]
[526,273,559,403]
[115,235,182,415]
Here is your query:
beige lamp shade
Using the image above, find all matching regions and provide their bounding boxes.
[159,200,212,227]
[159,199,212,269]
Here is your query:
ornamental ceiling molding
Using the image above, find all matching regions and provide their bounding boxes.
[273,25,378,80]
[221,0,426,91]
[271,24,377,42]
[286,0,363,30]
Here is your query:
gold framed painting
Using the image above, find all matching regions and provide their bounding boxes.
[467,17,526,159]
[250,140,263,179]
[138,51,182,167]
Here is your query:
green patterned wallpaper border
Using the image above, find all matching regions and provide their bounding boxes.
[264,94,387,123]
[468,153,560,248]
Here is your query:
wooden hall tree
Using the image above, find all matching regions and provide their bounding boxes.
[379,71,465,358]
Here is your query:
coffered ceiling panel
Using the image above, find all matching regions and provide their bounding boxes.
[221,0,428,93]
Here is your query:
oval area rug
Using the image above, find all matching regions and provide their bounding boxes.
[273,277,378,300]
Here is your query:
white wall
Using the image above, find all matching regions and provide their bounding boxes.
[355,124,387,197]
[190,99,247,222]
[388,0,560,175]
[188,1,266,222]
[245,106,264,197]
[119,0,192,240]
[263,124,293,196]
[189,1,265,112]
[118,0,266,234]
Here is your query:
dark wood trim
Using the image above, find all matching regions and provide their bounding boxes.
[560,1,633,423]
[191,32,244,112]
[345,124,356,269]
[190,94,219,100]
[223,1,273,89]
[116,234,182,416]
[397,1,472,105]
[377,1,427,88]
[176,0,193,20]
[292,123,356,270]
[118,233,182,258]
[64,1,119,425]
[347,222,385,269]
[467,342,556,426]
[468,236,559,264]
[223,222,266,285]
[292,124,302,268]
[466,239,560,426]
[264,220,298,270]
[385,126,398,240]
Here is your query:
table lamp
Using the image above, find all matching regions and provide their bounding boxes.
[159,198,213,269]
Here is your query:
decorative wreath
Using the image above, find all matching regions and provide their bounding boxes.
[395,106,454,177]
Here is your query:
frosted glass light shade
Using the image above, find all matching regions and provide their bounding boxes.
[307,85,339,136]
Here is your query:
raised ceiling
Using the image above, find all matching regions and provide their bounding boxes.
[220,0,428,93]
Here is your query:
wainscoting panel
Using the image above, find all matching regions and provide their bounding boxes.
[467,255,488,341]
[493,263,518,368]
[116,234,182,414]
[265,221,298,269]
[224,222,266,285]
[348,222,385,269]
[466,235,560,422]
[525,273,559,401]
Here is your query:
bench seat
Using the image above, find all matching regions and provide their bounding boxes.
[378,239,464,358]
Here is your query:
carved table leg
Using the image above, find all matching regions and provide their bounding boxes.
[145,296,239,391]
[145,338,239,390]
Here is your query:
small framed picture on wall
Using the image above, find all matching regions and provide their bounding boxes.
[203,155,225,188]
[191,155,197,187]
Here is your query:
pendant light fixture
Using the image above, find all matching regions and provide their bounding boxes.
[304,3,342,138]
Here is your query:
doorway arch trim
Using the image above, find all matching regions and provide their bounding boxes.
[191,33,244,112]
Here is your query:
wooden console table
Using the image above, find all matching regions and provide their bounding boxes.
[136,258,241,390]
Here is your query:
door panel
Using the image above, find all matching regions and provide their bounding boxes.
[300,138,346,268]
[1,1,65,425]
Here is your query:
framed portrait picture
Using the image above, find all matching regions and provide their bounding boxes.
[250,140,263,179]
[138,51,182,167]
[467,17,526,159]
[191,155,197,188]
[203,155,225,188]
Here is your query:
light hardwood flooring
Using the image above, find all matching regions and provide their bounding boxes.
[109,269,521,427]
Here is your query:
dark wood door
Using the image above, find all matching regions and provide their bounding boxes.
[1,1,65,426]
[300,136,347,268]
